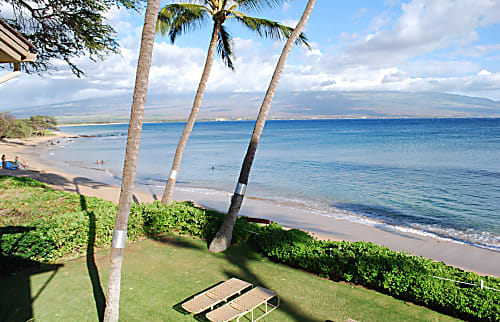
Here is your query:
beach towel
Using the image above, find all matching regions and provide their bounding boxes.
[3,161,18,170]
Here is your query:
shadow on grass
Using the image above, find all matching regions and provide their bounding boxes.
[0,169,72,190]
[0,226,62,321]
[171,280,228,317]
[152,235,206,251]
[74,179,106,322]
[79,194,106,322]
[222,243,317,322]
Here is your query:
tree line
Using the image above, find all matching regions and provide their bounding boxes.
[0,113,58,139]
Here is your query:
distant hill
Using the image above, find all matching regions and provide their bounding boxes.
[7,91,500,123]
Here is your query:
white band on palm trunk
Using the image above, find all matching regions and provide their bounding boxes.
[112,229,127,249]
[169,170,178,180]
[235,183,247,195]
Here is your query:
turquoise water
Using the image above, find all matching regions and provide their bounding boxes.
[48,119,500,250]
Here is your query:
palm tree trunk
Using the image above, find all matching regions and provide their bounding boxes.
[208,0,316,253]
[103,0,161,320]
[161,22,222,204]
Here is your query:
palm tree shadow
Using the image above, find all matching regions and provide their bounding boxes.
[0,226,62,321]
[75,180,105,322]
[221,242,316,322]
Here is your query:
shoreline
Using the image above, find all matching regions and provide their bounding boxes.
[1,133,499,277]
[57,116,500,127]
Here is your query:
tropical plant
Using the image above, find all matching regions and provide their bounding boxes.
[157,0,309,204]
[28,115,58,136]
[103,0,162,320]
[209,0,316,252]
[0,113,58,138]
[2,0,143,77]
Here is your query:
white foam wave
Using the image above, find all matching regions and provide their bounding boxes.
[177,186,232,197]
[241,192,500,251]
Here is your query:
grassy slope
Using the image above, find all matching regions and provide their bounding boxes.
[0,176,457,321]
[1,236,457,322]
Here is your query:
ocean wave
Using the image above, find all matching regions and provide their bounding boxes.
[168,184,500,252]
[176,186,232,197]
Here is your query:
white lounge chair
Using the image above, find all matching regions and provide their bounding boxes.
[205,286,279,322]
[181,278,253,314]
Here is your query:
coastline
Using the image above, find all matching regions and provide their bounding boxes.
[1,133,499,277]
[57,116,500,126]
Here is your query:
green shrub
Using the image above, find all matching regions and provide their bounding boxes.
[0,176,253,264]
[1,186,145,262]
[137,200,254,244]
[2,175,498,320]
[252,223,500,321]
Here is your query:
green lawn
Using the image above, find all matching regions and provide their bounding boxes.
[1,236,458,322]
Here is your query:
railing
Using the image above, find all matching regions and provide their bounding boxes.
[431,276,500,292]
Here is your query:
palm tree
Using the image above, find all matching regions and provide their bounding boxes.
[157,0,308,204]
[209,0,316,252]
[103,0,162,320]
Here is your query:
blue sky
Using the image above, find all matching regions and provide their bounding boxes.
[1,0,500,110]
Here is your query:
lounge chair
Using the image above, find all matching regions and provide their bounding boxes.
[181,278,252,314]
[205,286,279,322]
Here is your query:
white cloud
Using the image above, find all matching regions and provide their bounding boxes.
[0,4,13,19]
[281,19,299,28]
[2,0,500,110]
[403,60,479,77]
[382,68,409,83]
[343,0,500,67]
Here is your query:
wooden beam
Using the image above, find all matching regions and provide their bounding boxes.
[0,22,30,52]
[0,70,21,84]
[0,40,21,62]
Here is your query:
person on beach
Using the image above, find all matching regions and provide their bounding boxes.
[1,154,6,169]
[15,156,21,169]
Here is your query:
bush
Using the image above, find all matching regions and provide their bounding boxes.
[137,200,254,244]
[252,223,500,321]
[1,187,145,263]
[0,176,253,264]
[2,176,498,320]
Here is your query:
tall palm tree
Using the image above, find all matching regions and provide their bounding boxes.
[103,0,162,320]
[209,0,316,253]
[157,0,308,204]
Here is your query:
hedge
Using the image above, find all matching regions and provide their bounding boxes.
[1,176,498,320]
[252,223,500,321]
[0,176,253,263]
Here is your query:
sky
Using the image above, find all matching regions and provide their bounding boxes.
[1,0,500,111]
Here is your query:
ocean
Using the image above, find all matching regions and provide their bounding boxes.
[45,118,500,251]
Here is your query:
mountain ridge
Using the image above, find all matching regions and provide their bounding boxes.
[6,91,500,123]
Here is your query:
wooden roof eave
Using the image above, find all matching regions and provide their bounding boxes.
[0,18,36,63]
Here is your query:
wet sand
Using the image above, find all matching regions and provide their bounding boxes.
[1,133,499,277]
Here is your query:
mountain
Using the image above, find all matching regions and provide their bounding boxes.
[7,91,500,123]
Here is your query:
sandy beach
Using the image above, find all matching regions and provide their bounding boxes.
[1,133,499,277]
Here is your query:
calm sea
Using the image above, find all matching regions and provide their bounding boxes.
[46,119,500,250]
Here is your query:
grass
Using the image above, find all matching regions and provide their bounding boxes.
[0,175,459,321]
[1,236,458,321]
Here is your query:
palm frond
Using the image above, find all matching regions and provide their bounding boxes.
[235,0,287,12]
[233,13,310,48]
[157,3,211,43]
[217,25,235,70]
